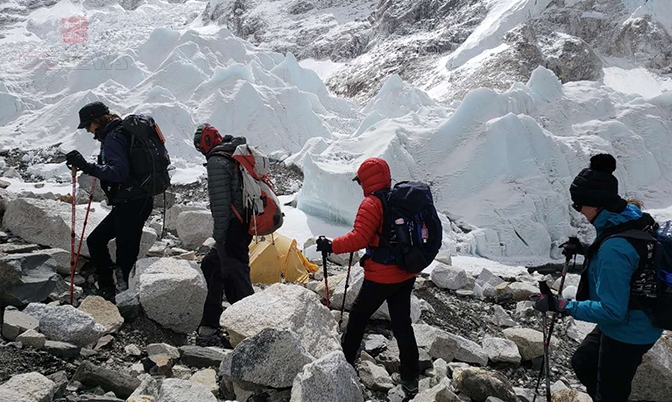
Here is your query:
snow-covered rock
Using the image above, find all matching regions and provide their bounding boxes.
[220,284,340,358]
[129,258,208,334]
[290,351,364,402]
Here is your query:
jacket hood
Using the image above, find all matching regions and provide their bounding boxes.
[594,203,643,235]
[357,157,391,196]
[208,136,247,157]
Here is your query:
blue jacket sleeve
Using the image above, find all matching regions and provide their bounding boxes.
[565,238,639,324]
[90,131,130,183]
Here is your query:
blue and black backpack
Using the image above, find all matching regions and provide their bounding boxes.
[366,182,443,273]
[582,215,672,330]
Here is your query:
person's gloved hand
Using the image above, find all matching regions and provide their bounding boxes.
[316,237,333,254]
[561,236,585,258]
[66,151,95,175]
[531,293,568,313]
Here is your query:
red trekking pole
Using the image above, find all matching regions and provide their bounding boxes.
[69,167,77,305]
[70,177,97,305]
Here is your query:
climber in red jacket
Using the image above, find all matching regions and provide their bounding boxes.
[316,157,420,394]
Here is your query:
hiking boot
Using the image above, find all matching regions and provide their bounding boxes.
[99,286,116,303]
[114,266,128,292]
[392,373,419,395]
[196,326,220,347]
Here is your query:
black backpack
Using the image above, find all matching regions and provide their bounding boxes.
[368,182,443,273]
[580,215,672,330]
[120,115,171,196]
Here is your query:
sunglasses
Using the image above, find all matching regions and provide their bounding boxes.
[572,203,582,213]
[353,177,361,185]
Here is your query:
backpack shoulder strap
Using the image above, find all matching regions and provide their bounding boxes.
[371,189,392,245]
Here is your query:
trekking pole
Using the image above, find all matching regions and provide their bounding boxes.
[70,177,97,304]
[338,252,354,329]
[319,236,330,308]
[69,166,77,305]
[541,306,552,402]
[533,256,574,401]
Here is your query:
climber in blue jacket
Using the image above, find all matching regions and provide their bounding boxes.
[533,153,662,402]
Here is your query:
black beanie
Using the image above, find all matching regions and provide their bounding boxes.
[570,154,628,213]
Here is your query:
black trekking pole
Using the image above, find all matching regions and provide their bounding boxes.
[532,256,573,402]
[338,252,354,329]
[319,236,331,308]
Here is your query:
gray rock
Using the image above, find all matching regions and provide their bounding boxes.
[0,253,59,307]
[492,305,517,328]
[115,289,141,321]
[410,378,459,402]
[514,387,536,402]
[189,368,218,396]
[147,343,180,360]
[364,334,388,355]
[220,283,340,358]
[178,345,227,368]
[0,372,57,402]
[482,337,521,364]
[550,380,568,394]
[515,301,535,316]
[72,362,141,400]
[454,368,517,402]
[565,318,596,343]
[158,378,218,402]
[78,173,105,202]
[551,389,593,402]
[220,328,313,388]
[358,361,394,391]
[46,371,68,399]
[430,263,470,290]
[376,341,401,374]
[503,328,559,361]
[42,340,81,359]
[39,248,70,277]
[448,333,488,366]
[428,334,459,363]
[504,282,538,301]
[388,385,406,402]
[16,328,46,349]
[129,258,207,334]
[109,228,157,263]
[631,335,672,401]
[124,344,142,357]
[34,304,106,347]
[176,210,213,249]
[327,251,361,267]
[165,205,201,232]
[2,307,38,340]
[476,269,505,288]
[78,296,124,333]
[290,351,364,402]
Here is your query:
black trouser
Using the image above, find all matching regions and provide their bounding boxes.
[87,197,153,288]
[342,277,419,382]
[571,327,654,402]
[200,218,254,328]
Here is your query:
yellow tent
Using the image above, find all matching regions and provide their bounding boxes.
[249,233,319,285]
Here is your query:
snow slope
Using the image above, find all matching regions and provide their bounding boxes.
[297,68,672,261]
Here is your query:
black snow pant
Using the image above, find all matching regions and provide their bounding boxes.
[87,197,153,289]
[571,327,654,402]
[342,277,419,382]
[200,218,254,328]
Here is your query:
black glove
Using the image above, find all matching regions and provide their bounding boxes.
[531,293,568,313]
[66,151,95,175]
[561,237,585,258]
[316,237,333,254]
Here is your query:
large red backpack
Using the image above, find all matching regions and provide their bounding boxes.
[229,144,283,236]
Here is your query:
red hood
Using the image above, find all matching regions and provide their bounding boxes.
[357,157,391,196]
